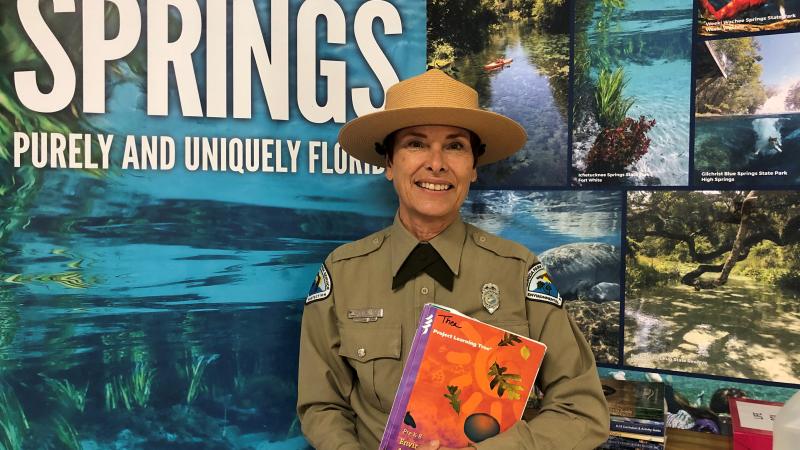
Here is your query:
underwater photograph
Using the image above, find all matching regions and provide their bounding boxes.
[697,0,800,36]
[598,367,799,435]
[624,191,800,384]
[428,0,570,187]
[572,0,692,187]
[694,34,800,186]
[464,190,623,364]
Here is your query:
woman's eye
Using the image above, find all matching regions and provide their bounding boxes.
[447,141,466,151]
[406,140,424,148]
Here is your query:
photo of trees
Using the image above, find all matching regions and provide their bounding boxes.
[428,0,569,187]
[625,191,800,383]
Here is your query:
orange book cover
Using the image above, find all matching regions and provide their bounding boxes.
[380,303,547,449]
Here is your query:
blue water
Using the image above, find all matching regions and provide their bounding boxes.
[598,367,798,416]
[574,0,692,185]
[695,113,800,185]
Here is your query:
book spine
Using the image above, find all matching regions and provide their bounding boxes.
[610,420,665,436]
[609,430,665,443]
[600,436,665,450]
[379,304,438,450]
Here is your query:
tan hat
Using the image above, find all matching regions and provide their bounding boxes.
[338,69,527,167]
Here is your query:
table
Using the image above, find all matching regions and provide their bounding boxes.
[666,428,732,450]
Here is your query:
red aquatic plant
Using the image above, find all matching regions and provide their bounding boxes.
[585,116,656,174]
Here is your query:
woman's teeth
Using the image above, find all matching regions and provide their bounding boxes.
[417,182,451,191]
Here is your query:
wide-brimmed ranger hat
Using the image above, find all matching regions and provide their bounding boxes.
[338,69,527,167]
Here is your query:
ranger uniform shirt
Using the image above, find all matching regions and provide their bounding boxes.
[297,215,610,450]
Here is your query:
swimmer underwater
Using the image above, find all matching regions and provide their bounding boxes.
[297,69,610,449]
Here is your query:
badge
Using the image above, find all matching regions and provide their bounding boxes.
[347,308,384,323]
[526,263,562,308]
[482,283,500,314]
[306,264,331,304]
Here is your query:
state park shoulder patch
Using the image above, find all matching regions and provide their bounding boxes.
[526,263,562,308]
[306,264,332,304]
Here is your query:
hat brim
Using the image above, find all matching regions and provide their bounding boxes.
[337,106,528,167]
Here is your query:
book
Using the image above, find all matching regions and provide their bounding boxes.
[599,435,665,450]
[379,303,547,449]
[610,417,665,436]
[601,378,666,423]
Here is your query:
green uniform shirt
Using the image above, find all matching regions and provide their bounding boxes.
[297,215,610,449]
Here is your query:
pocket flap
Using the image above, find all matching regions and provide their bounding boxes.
[338,324,402,362]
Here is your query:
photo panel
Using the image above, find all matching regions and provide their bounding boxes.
[427,2,570,187]
[463,190,623,363]
[694,33,800,186]
[598,367,799,435]
[572,0,692,187]
[697,0,800,36]
[624,190,800,384]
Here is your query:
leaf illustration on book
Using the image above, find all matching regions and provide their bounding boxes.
[488,362,523,400]
[520,346,531,360]
[497,333,522,347]
[444,385,462,414]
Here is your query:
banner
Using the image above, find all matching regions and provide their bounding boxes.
[1,0,798,448]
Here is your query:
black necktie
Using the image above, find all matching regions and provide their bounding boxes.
[392,243,454,291]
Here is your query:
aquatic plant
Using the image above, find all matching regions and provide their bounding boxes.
[131,362,156,408]
[0,384,29,450]
[186,354,219,405]
[41,375,88,412]
[594,68,635,128]
[53,415,81,450]
[600,0,625,8]
[586,116,656,173]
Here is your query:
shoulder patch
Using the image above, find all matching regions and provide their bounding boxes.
[526,263,562,308]
[306,264,332,305]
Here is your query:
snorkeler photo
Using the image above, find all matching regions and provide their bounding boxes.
[697,0,800,36]
[694,33,800,186]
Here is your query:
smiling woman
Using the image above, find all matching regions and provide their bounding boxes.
[385,125,478,241]
[297,69,610,450]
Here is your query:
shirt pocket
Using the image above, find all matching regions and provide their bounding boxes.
[339,324,402,412]
[486,321,530,339]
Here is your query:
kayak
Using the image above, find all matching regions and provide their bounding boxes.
[483,58,513,71]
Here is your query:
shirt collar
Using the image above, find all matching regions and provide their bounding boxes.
[390,213,466,277]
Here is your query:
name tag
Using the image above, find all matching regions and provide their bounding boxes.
[347,308,384,323]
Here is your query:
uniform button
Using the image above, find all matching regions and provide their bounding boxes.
[479,235,487,243]
[373,237,380,245]
[357,348,366,358]
[421,287,429,295]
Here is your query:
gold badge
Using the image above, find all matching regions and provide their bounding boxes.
[482,283,500,314]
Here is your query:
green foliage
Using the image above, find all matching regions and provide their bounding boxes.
[104,362,156,411]
[488,362,523,400]
[427,39,456,71]
[595,68,635,128]
[696,39,767,114]
[600,0,625,8]
[0,384,29,450]
[444,385,462,414]
[186,354,219,405]
[41,375,87,412]
[53,415,81,450]
[785,81,800,111]
[626,256,681,290]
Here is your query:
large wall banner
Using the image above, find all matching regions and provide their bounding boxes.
[1,0,798,448]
